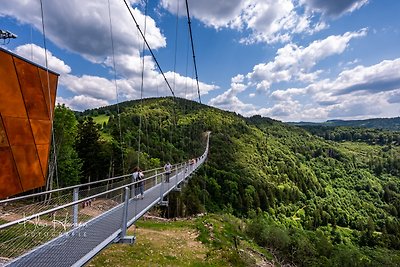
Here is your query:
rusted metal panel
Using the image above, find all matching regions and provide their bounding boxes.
[14,57,50,120]
[38,67,58,118]
[11,144,45,192]
[0,50,27,118]
[36,144,50,178]
[3,117,34,146]
[30,119,52,145]
[0,48,58,198]
[0,116,8,147]
[0,148,22,198]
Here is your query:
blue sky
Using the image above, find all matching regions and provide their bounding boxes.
[1,0,400,121]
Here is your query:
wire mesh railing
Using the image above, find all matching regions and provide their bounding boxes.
[0,133,209,266]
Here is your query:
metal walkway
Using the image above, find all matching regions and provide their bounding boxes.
[0,135,209,267]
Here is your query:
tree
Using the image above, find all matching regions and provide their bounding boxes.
[47,104,82,189]
[75,117,102,183]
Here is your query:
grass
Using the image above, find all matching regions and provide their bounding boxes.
[92,114,109,126]
[88,214,274,267]
[88,218,208,267]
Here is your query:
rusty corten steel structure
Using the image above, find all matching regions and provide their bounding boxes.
[0,47,58,199]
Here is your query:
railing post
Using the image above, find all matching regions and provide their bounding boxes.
[130,173,135,199]
[155,169,158,187]
[119,187,135,244]
[121,187,129,238]
[73,188,79,228]
[159,170,163,202]
[175,165,178,188]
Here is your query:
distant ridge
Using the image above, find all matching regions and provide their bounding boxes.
[291,117,400,131]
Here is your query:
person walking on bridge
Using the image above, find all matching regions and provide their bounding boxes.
[132,167,145,199]
[164,162,172,183]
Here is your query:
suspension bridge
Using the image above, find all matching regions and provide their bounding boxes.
[0,132,208,266]
[0,0,207,265]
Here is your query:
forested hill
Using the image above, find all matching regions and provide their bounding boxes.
[292,116,400,131]
[57,97,400,265]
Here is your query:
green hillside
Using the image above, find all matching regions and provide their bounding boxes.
[292,117,400,131]
[54,97,400,265]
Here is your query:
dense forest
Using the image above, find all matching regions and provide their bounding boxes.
[292,117,400,131]
[53,97,400,266]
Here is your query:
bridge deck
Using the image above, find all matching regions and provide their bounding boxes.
[5,158,204,267]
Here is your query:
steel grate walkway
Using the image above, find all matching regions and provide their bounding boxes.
[1,134,209,267]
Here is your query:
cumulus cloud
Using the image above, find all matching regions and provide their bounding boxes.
[208,29,369,120]
[161,0,367,45]
[209,32,399,122]
[333,59,400,95]
[266,58,400,121]
[57,95,109,111]
[246,29,367,92]
[160,0,244,28]
[60,74,117,100]
[208,75,251,112]
[13,44,71,74]
[301,0,369,17]
[387,90,400,104]
[1,0,165,61]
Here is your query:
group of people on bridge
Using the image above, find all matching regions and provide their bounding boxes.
[131,162,173,199]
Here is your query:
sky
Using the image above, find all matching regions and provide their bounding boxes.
[1,0,400,122]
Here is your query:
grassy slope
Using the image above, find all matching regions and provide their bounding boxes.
[88,215,273,267]
[92,114,109,125]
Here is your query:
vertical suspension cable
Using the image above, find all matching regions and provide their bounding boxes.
[184,27,190,100]
[185,0,201,104]
[40,0,59,190]
[169,0,180,164]
[183,16,191,159]
[172,0,180,94]
[107,0,125,174]
[137,0,149,168]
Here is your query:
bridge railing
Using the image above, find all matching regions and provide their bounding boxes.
[0,150,208,265]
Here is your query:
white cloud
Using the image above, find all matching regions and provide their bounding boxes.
[57,95,109,111]
[1,1,165,62]
[13,44,71,74]
[60,74,117,101]
[332,58,400,95]
[164,72,219,99]
[209,34,400,122]
[161,0,244,28]
[266,57,400,121]
[247,29,367,92]
[161,0,368,45]
[387,90,400,104]
[162,0,321,44]
[301,0,369,17]
[208,75,252,113]
[208,29,368,120]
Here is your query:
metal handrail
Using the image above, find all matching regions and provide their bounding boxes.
[0,164,181,205]
[1,132,210,230]
[0,163,187,230]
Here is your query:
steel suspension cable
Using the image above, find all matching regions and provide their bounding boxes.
[185,0,201,104]
[40,0,59,190]
[122,0,175,97]
[169,0,181,165]
[133,1,150,235]
[137,0,149,168]
[107,0,125,174]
